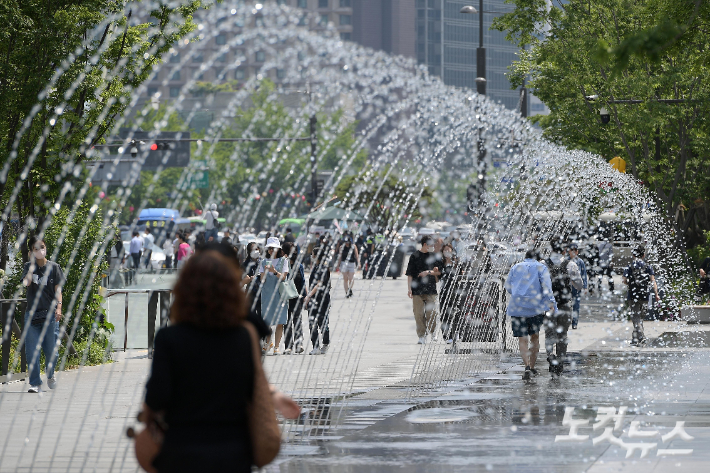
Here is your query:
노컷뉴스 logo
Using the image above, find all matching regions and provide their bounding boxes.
[555,406,694,458]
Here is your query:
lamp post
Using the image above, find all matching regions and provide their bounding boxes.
[460,2,486,96]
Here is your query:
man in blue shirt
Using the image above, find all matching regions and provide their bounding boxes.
[505,249,557,380]
[567,243,587,329]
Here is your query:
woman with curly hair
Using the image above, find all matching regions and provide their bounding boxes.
[141,250,277,472]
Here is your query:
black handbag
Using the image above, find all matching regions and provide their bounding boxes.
[30,309,49,326]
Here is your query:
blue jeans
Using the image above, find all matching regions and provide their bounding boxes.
[205,228,218,242]
[24,314,58,387]
[571,288,581,326]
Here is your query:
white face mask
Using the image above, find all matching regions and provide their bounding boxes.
[428,246,435,253]
[250,250,260,259]
[443,251,452,258]
[33,248,46,259]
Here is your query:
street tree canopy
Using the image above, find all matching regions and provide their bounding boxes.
[0,0,207,266]
[493,0,710,247]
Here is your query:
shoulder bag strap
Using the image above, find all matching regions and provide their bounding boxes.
[242,322,281,466]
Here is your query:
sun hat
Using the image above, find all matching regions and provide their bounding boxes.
[265,237,281,249]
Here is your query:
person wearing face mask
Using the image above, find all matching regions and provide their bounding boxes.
[543,240,583,378]
[257,237,289,355]
[405,237,441,344]
[22,236,66,393]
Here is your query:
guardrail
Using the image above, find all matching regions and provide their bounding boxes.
[1,300,27,383]
[102,289,171,358]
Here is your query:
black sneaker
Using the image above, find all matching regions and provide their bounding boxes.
[530,367,540,376]
[522,366,532,380]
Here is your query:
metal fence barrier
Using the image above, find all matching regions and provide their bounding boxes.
[103,289,171,358]
[0,300,27,383]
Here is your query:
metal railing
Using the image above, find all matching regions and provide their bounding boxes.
[103,289,171,358]
[0,300,26,383]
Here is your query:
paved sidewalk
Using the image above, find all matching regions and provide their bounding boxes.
[1,276,705,472]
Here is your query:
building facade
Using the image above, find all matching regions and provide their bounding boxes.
[416,0,526,112]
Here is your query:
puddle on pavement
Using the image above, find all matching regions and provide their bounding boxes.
[406,408,479,424]
[651,331,710,348]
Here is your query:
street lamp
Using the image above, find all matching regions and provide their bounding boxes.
[460,2,486,96]
[461,3,528,117]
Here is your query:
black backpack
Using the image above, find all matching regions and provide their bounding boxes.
[546,258,572,306]
[211,211,222,230]
[627,261,650,302]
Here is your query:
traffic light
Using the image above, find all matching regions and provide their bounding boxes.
[149,142,173,151]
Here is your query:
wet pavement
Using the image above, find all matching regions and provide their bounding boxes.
[276,349,710,473]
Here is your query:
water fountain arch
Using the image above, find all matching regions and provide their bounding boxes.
[0,1,694,468]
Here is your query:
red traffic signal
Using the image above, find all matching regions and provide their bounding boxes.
[150,143,158,151]
[149,142,171,151]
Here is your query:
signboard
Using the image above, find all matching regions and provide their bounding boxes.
[188,160,209,189]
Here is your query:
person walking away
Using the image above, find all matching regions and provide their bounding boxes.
[336,237,360,298]
[622,246,660,346]
[544,242,583,378]
[439,244,459,344]
[406,237,441,344]
[176,234,192,269]
[596,234,614,293]
[505,249,557,380]
[283,242,306,354]
[566,243,587,329]
[143,227,155,270]
[221,228,233,246]
[283,227,296,244]
[110,234,125,288]
[162,233,174,271]
[257,237,289,355]
[303,246,331,355]
[205,203,219,242]
[129,231,142,283]
[141,250,292,472]
[22,236,65,393]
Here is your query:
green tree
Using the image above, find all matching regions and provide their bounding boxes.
[0,0,208,268]
[492,0,710,247]
[335,167,433,231]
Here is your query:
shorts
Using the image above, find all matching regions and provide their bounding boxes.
[340,262,356,273]
[510,314,545,338]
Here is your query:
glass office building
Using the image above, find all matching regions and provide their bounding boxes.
[416,0,524,111]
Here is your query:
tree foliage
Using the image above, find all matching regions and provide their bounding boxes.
[118,80,368,230]
[493,0,710,247]
[0,0,207,266]
[335,167,433,231]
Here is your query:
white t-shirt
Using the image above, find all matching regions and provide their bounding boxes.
[163,239,174,255]
[143,233,155,250]
[256,257,289,276]
[205,210,219,230]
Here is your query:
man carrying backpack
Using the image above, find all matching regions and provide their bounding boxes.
[205,203,220,242]
[622,246,660,346]
[544,241,583,377]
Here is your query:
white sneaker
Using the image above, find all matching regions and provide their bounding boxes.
[446,339,453,344]
[295,346,304,354]
[417,337,426,345]
[28,385,41,393]
[283,348,292,355]
[320,345,329,355]
[431,335,438,342]
[47,378,57,390]
[309,348,321,355]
